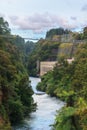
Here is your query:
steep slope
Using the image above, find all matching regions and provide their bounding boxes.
[27,39,60,76]
[0,18,35,129]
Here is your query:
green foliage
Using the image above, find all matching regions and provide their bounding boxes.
[0,40,35,125]
[73,27,87,40]
[27,27,86,77]
[25,41,36,55]
[57,43,73,59]
[46,28,71,39]
[0,105,12,130]
[0,105,7,120]
[53,107,76,130]
[0,17,10,35]
[0,17,35,128]
[83,27,87,39]
[37,42,87,130]
[0,17,86,129]
[0,123,12,130]
[28,39,60,76]
[8,99,24,124]
[17,76,34,114]
[73,33,84,40]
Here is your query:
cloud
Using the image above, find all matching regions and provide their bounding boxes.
[0,13,5,18]
[81,4,87,11]
[80,19,87,28]
[9,13,78,33]
[70,16,77,21]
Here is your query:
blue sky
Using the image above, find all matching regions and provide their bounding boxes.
[0,0,87,39]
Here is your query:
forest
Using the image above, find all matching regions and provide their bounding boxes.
[36,28,87,129]
[0,17,36,129]
[0,16,87,130]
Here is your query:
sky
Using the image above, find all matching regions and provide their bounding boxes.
[0,0,87,39]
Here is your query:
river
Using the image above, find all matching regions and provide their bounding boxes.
[13,77,64,130]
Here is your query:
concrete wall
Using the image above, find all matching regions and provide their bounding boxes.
[40,61,56,76]
[40,58,74,76]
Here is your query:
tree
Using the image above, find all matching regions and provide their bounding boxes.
[0,17,10,35]
[83,27,87,39]
[46,27,71,39]
[0,17,37,129]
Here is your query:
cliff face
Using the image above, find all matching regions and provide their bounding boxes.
[57,42,78,59]
[57,42,85,61]
[27,37,85,76]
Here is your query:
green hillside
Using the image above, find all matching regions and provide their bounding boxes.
[27,39,60,76]
[0,17,35,129]
[36,28,87,130]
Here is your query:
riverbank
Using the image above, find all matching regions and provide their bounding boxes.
[13,77,64,130]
